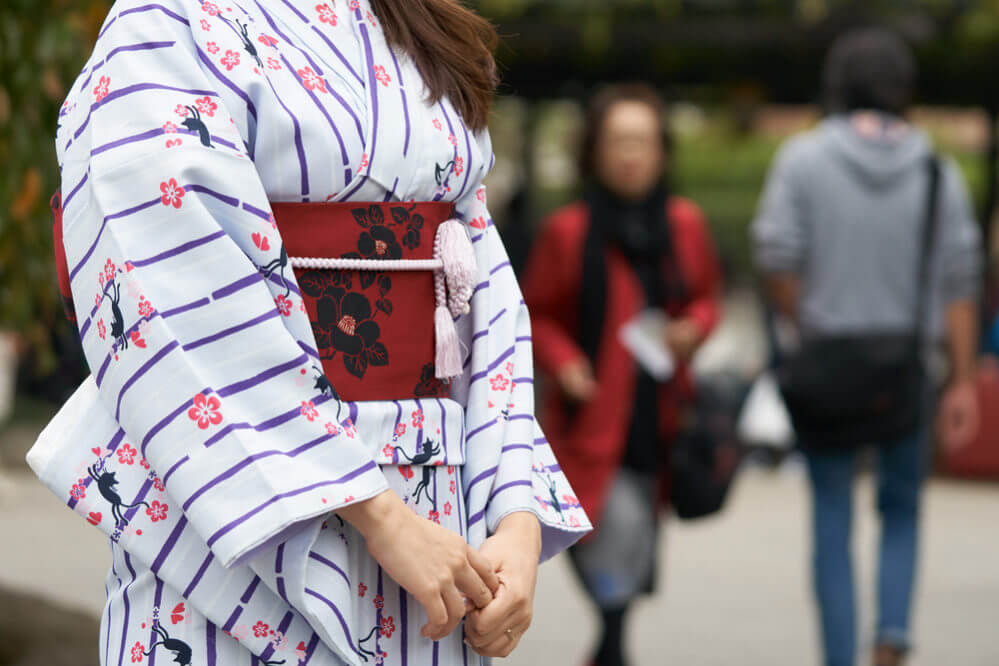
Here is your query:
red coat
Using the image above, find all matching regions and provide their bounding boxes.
[522,197,723,528]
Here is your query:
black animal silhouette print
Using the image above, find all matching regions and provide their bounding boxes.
[357,624,383,663]
[181,104,213,148]
[144,623,193,665]
[434,161,454,187]
[256,244,291,296]
[88,464,150,526]
[107,279,128,350]
[536,471,565,524]
[219,16,264,69]
[392,438,440,465]
[312,365,343,420]
[395,438,440,507]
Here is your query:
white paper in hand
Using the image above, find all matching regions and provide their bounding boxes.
[619,309,675,382]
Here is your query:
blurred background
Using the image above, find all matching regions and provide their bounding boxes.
[1,1,998,665]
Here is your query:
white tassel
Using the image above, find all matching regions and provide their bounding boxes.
[434,304,462,379]
[437,219,477,317]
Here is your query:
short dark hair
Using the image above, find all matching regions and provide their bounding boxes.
[822,27,917,116]
[579,83,672,182]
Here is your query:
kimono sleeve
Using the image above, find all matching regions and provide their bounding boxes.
[454,146,591,561]
[56,2,387,569]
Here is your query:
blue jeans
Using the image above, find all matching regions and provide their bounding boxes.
[804,429,928,666]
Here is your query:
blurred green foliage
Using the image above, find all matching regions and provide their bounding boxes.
[0,0,109,372]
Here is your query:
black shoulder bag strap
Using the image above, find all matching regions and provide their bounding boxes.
[914,156,942,354]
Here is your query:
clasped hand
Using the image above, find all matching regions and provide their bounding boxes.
[339,493,541,656]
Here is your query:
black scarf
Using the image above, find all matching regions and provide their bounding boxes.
[578,182,686,364]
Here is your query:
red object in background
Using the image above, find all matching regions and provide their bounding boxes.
[51,191,76,324]
[938,359,999,479]
[522,197,723,528]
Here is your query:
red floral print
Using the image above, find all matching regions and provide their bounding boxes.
[70,480,86,500]
[297,66,327,93]
[316,3,337,25]
[104,258,117,282]
[266,57,281,70]
[258,34,278,47]
[454,157,464,177]
[449,479,456,494]
[399,466,414,480]
[327,422,340,436]
[163,121,178,133]
[195,96,217,117]
[202,2,220,16]
[505,361,515,376]
[221,49,241,71]
[359,153,369,170]
[432,118,442,131]
[206,41,220,54]
[349,0,360,10]
[175,104,189,116]
[411,409,424,428]
[344,421,357,438]
[300,400,319,421]
[489,374,510,392]
[160,178,185,208]
[476,188,487,203]
[443,501,452,516]
[275,294,293,316]
[373,64,391,87]
[568,515,581,528]
[358,582,367,597]
[447,465,455,475]
[138,297,154,318]
[366,10,377,26]
[382,444,394,458]
[97,319,107,340]
[145,500,168,522]
[447,133,457,146]
[428,510,440,524]
[252,621,269,638]
[200,18,211,31]
[394,422,406,438]
[130,641,145,662]
[141,457,151,470]
[154,477,165,493]
[188,393,223,429]
[373,594,384,610]
[117,443,138,465]
[93,75,110,102]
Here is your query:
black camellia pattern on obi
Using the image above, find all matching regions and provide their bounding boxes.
[300,270,389,378]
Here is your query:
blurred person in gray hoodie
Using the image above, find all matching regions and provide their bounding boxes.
[752,27,982,666]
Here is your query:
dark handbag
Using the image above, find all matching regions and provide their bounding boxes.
[671,372,747,520]
[777,156,941,450]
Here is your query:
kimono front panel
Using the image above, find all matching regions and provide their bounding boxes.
[34,1,590,664]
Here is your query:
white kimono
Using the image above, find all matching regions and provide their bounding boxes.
[30,1,590,664]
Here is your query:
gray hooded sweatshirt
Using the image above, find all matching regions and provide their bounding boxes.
[752,114,982,340]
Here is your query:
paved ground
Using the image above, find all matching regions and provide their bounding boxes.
[1,462,996,665]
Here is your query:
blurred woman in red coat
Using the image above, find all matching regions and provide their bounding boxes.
[522,84,723,666]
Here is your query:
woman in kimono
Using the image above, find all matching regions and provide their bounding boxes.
[522,84,722,666]
[33,1,590,665]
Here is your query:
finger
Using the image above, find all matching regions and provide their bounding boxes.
[438,583,467,639]
[466,546,500,595]
[468,619,530,658]
[455,562,493,611]
[418,591,448,638]
[466,584,520,644]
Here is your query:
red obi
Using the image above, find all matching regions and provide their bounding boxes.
[271,201,455,402]
[52,196,455,402]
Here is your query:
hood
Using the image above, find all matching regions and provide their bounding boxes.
[821,114,933,190]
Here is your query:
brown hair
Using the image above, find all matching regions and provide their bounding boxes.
[370,0,498,131]
[579,83,672,182]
